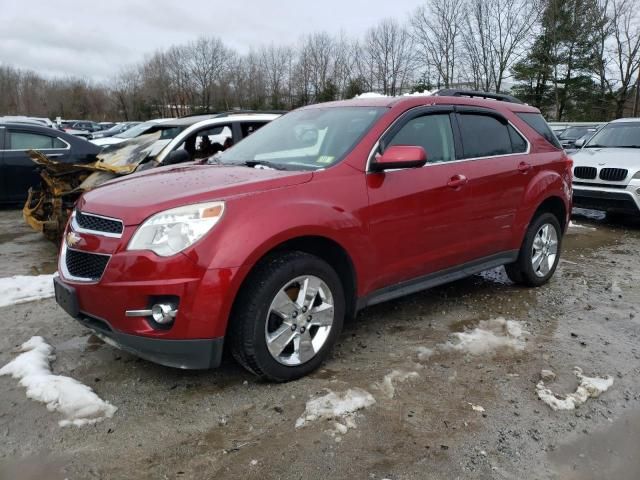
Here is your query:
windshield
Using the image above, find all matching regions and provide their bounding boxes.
[585,122,640,148]
[115,122,156,139]
[218,107,386,170]
[559,126,592,140]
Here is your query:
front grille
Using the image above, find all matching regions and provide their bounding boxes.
[599,168,628,182]
[574,166,597,179]
[76,211,123,236]
[65,249,110,281]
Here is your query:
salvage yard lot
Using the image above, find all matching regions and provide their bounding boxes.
[1,209,639,480]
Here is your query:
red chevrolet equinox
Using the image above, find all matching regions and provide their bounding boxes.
[54,90,572,381]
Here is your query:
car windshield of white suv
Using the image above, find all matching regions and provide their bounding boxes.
[218,107,386,170]
[585,123,640,148]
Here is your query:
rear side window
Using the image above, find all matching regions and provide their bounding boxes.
[8,131,60,150]
[458,114,512,158]
[516,112,562,149]
[508,125,528,153]
[386,114,455,163]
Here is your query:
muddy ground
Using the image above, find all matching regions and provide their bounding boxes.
[0,208,639,480]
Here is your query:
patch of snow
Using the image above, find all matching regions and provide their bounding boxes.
[469,403,485,413]
[442,318,528,355]
[0,337,117,427]
[295,388,375,429]
[403,90,434,96]
[354,92,388,99]
[0,274,57,308]
[569,221,595,231]
[377,370,420,399]
[416,346,434,362]
[536,367,614,411]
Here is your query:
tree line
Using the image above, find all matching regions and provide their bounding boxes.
[1,0,638,122]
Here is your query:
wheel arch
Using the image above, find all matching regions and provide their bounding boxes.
[230,234,359,323]
[532,195,568,233]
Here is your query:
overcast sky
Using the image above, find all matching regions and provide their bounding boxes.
[0,0,422,82]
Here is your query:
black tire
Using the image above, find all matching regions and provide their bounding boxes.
[505,212,562,287]
[228,251,345,382]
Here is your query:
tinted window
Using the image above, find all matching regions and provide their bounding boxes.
[9,131,56,149]
[387,114,455,163]
[458,114,511,158]
[508,125,527,153]
[517,112,562,149]
[52,137,67,148]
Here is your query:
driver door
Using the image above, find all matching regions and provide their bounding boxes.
[365,107,473,291]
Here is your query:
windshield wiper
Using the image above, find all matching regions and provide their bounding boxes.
[615,145,640,148]
[584,144,606,148]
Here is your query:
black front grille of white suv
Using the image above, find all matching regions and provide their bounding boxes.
[574,167,597,179]
[599,168,628,182]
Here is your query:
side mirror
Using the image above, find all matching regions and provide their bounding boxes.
[164,149,191,165]
[574,137,586,149]
[371,145,427,172]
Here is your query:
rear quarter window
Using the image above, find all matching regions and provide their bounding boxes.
[516,113,562,149]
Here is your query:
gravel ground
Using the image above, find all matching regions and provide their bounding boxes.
[0,208,639,480]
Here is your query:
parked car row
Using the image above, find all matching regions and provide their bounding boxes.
[22,112,279,240]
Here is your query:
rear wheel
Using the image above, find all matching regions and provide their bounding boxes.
[229,251,345,382]
[505,213,562,287]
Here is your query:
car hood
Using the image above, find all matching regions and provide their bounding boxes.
[570,148,640,169]
[77,163,314,226]
[91,137,125,146]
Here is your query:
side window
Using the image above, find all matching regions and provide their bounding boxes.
[241,121,268,138]
[386,114,455,163]
[516,112,562,149]
[508,125,527,153]
[8,131,55,150]
[458,114,512,158]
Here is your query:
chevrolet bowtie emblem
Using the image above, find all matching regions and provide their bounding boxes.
[66,231,81,247]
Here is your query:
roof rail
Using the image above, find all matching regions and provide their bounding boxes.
[179,109,288,119]
[433,89,524,105]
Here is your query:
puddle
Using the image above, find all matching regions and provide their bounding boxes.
[550,410,640,479]
[56,335,105,353]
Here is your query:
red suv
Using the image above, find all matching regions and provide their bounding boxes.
[53,90,572,381]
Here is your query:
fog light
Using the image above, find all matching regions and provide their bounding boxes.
[151,303,177,324]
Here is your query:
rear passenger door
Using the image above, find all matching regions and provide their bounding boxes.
[454,108,530,257]
[3,128,72,203]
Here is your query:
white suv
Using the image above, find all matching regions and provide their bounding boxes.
[570,118,640,216]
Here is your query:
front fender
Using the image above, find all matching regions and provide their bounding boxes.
[183,169,372,292]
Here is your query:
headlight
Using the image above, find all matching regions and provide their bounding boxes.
[128,201,225,256]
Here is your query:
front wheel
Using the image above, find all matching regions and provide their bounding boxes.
[229,251,345,382]
[505,213,562,287]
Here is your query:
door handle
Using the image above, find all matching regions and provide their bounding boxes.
[45,153,63,158]
[447,174,468,189]
[518,161,532,173]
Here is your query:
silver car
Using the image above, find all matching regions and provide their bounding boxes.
[570,118,640,216]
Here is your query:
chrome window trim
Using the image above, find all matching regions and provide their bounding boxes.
[366,109,531,172]
[71,210,124,238]
[59,242,112,284]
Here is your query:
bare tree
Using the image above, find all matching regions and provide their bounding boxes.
[412,0,464,88]
[363,19,415,95]
[606,0,640,117]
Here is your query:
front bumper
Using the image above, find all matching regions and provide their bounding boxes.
[54,276,227,369]
[573,183,640,214]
